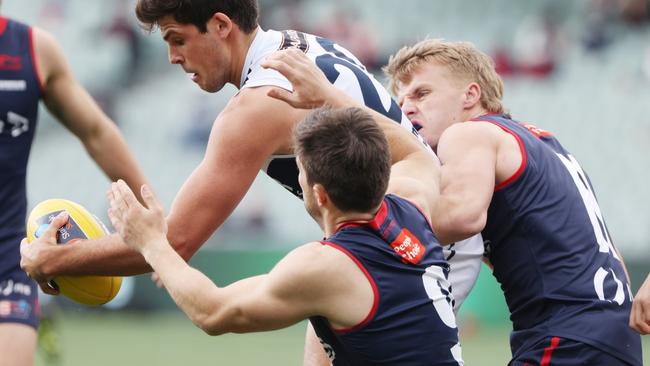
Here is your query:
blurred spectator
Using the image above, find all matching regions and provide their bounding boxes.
[494,5,567,79]
[105,0,144,88]
[315,9,380,70]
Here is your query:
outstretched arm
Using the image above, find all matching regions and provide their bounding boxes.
[107,180,366,336]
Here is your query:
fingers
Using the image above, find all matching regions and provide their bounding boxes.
[141,184,162,214]
[42,211,69,243]
[150,272,165,289]
[630,301,650,334]
[267,87,300,108]
[39,281,60,296]
[116,179,139,209]
[107,207,122,233]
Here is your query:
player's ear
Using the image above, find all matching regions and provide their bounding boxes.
[463,82,481,110]
[210,12,233,38]
[313,184,329,208]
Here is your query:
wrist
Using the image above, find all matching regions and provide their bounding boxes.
[140,238,173,266]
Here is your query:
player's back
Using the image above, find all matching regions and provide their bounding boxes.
[0,16,41,275]
[473,114,641,365]
[310,194,463,366]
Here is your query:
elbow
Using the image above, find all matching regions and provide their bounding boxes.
[192,304,238,337]
[195,316,226,337]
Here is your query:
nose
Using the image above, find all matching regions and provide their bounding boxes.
[400,99,418,118]
[168,47,183,65]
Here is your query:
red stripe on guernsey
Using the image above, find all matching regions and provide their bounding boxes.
[320,241,379,334]
[0,17,7,36]
[28,27,44,92]
[335,200,388,233]
[367,200,388,230]
[471,119,527,191]
[540,337,560,366]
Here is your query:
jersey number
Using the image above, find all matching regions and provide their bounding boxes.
[0,111,29,138]
[557,153,631,305]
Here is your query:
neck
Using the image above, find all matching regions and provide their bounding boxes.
[463,105,491,122]
[322,207,380,237]
[229,27,259,87]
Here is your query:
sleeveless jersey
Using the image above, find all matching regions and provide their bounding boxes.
[0,17,41,276]
[473,114,641,365]
[311,194,463,366]
[240,28,483,310]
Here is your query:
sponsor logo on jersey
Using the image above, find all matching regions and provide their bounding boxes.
[0,79,26,91]
[0,54,22,71]
[279,30,309,53]
[0,300,32,319]
[390,228,425,264]
[522,123,552,138]
[0,280,32,297]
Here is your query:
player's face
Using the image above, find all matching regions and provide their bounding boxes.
[160,16,230,93]
[397,62,468,149]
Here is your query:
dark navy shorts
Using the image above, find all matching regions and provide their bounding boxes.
[509,336,635,366]
[0,268,39,329]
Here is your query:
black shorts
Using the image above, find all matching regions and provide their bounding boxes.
[509,336,634,366]
[0,268,39,329]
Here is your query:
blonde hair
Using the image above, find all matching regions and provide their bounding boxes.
[384,39,505,114]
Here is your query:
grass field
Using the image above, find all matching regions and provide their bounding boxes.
[34,311,648,366]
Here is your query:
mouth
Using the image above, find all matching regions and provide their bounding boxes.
[411,121,423,131]
[187,72,198,82]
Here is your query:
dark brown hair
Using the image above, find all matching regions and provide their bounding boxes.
[294,107,391,213]
[135,0,259,33]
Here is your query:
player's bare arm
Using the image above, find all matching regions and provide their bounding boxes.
[433,122,521,244]
[262,49,440,218]
[21,86,307,281]
[33,27,147,196]
[108,180,373,335]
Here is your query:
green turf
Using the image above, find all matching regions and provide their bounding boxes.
[35,311,648,365]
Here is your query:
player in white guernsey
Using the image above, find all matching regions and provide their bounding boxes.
[19,1,482,363]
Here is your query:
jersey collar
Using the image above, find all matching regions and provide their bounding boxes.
[239,26,267,89]
[0,17,8,37]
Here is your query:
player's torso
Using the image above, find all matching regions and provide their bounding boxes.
[0,17,41,271]
[474,114,641,365]
[310,194,462,366]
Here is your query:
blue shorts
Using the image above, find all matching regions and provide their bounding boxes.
[0,268,39,329]
[509,336,634,366]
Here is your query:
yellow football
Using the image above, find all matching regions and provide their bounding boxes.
[26,199,122,306]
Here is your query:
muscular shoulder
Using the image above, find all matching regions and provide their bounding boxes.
[438,122,505,159]
[30,27,67,87]
[209,87,309,155]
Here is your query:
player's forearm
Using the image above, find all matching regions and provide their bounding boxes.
[42,233,153,277]
[84,123,148,201]
[141,242,229,335]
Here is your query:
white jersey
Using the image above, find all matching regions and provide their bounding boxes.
[241,28,482,311]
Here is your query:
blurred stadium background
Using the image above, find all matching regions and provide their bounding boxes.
[2,0,649,364]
